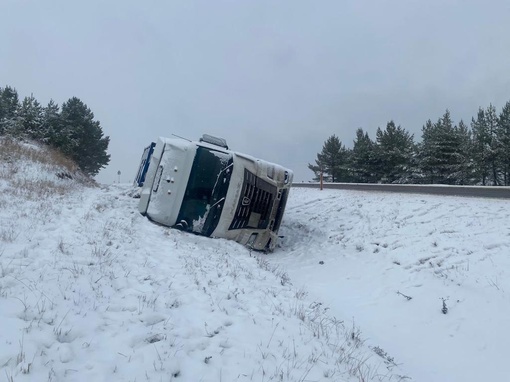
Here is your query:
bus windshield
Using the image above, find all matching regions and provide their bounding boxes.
[175,147,233,235]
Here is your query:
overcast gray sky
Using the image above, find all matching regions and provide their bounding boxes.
[2,0,510,183]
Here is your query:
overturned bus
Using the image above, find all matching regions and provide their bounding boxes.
[138,135,293,251]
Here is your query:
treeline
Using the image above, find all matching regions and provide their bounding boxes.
[0,85,110,176]
[309,102,510,186]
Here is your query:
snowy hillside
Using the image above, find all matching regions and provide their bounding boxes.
[0,139,404,382]
[1,139,509,382]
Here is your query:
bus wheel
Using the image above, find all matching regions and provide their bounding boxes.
[175,220,189,231]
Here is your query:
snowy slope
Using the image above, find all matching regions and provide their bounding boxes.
[1,139,509,382]
[0,140,401,382]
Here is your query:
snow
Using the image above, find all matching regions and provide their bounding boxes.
[273,188,510,381]
[1,141,509,381]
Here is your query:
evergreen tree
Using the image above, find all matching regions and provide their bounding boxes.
[0,86,20,135]
[419,110,470,184]
[418,119,436,183]
[485,104,501,185]
[375,121,415,183]
[472,105,500,185]
[497,101,510,185]
[471,108,489,185]
[350,128,377,183]
[59,97,110,176]
[455,120,475,185]
[0,86,4,122]
[308,135,350,182]
[17,94,43,139]
[43,100,62,145]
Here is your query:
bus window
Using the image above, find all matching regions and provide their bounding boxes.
[176,147,233,235]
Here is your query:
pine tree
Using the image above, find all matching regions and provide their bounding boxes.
[59,97,110,176]
[418,119,437,183]
[496,101,510,185]
[472,105,500,185]
[308,135,350,182]
[420,111,476,184]
[485,104,501,185]
[0,86,20,135]
[471,108,489,185]
[455,120,475,185]
[350,128,377,183]
[0,86,4,122]
[17,94,43,139]
[43,100,62,145]
[375,121,415,183]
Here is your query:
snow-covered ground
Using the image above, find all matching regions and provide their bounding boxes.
[274,189,510,382]
[1,140,509,381]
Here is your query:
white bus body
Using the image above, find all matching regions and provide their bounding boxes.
[138,136,293,251]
